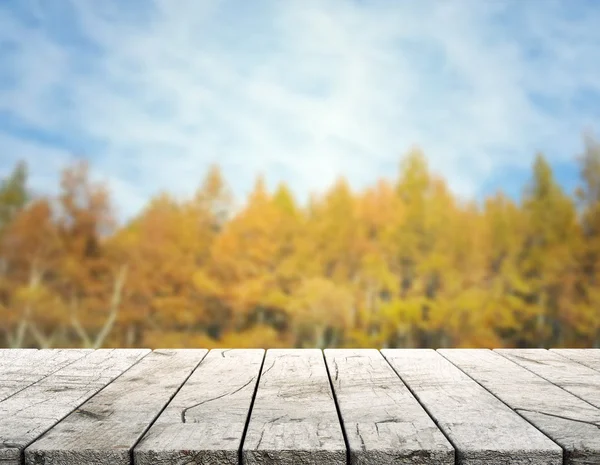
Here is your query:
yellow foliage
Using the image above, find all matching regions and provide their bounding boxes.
[2,145,600,349]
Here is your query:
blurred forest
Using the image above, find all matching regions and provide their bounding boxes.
[1,137,600,349]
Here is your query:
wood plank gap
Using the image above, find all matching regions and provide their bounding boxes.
[436,349,565,464]
[241,349,346,464]
[550,349,600,374]
[439,349,600,464]
[21,349,153,465]
[134,349,263,465]
[25,349,207,465]
[238,349,267,465]
[384,349,562,465]
[494,349,600,411]
[229,349,267,465]
[322,349,351,465]
[0,348,151,465]
[0,350,91,403]
[127,349,210,465]
[381,350,458,464]
[328,349,453,464]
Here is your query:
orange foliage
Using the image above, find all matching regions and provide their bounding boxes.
[1,143,599,349]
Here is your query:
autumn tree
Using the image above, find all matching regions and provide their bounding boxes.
[112,166,234,347]
[575,134,600,346]
[209,176,300,342]
[0,199,64,347]
[0,161,29,234]
[348,179,398,346]
[381,148,458,347]
[2,141,598,350]
[288,277,354,347]
[479,192,528,346]
[55,160,125,348]
[518,154,579,346]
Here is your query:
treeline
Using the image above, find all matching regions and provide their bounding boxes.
[1,138,599,349]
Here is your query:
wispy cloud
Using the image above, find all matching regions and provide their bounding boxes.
[1,0,599,219]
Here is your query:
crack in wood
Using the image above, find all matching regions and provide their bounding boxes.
[355,423,367,451]
[255,429,266,450]
[261,359,277,378]
[180,377,255,423]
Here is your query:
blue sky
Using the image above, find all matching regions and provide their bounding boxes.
[1,0,599,220]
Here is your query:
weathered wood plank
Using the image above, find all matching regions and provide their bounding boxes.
[550,348,600,373]
[440,348,600,465]
[0,349,149,465]
[496,348,600,410]
[134,349,263,465]
[0,350,39,401]
[0,350,91,402]
[0,350,37,357]
[324,349,454,465]
[382,349,562,465]
[242,349,346,465]
[0,350,38,371]
[25,349,207,465]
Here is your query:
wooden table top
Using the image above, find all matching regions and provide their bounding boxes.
[0,348,599,464]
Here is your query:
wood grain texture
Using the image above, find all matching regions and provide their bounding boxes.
[496,348,600,409]
[550,348,600,373]
[0,350,91,402]
[0,350,37,359]
[324,349,454,465]
[134,349,264,465]
[242,349,346,465]
[383,349,562,465]
[0,350,38,375]
[440,348,600,465]
[0,350,39,401]
[0,349,149,465]
[25,349,206,465]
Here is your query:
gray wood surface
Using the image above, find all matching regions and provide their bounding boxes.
[0,349,38,374]
[550,348,600,373]
[383,349,562,465]
[324,349,454,465]
[0,349,37,359]
[1,347,599,464]
[0,349,91,401]
[135,349,264,465]
[0,349,149,465]
[242,349,346,465]
[496,348,600,409]
[0,350,39,400]
[440,348,600,465]
[25,349,207,465]
[0,349,36,352]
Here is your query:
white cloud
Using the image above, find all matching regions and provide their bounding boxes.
[1,0,599,219]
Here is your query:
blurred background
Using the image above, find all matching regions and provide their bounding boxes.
[1,1,599,349]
